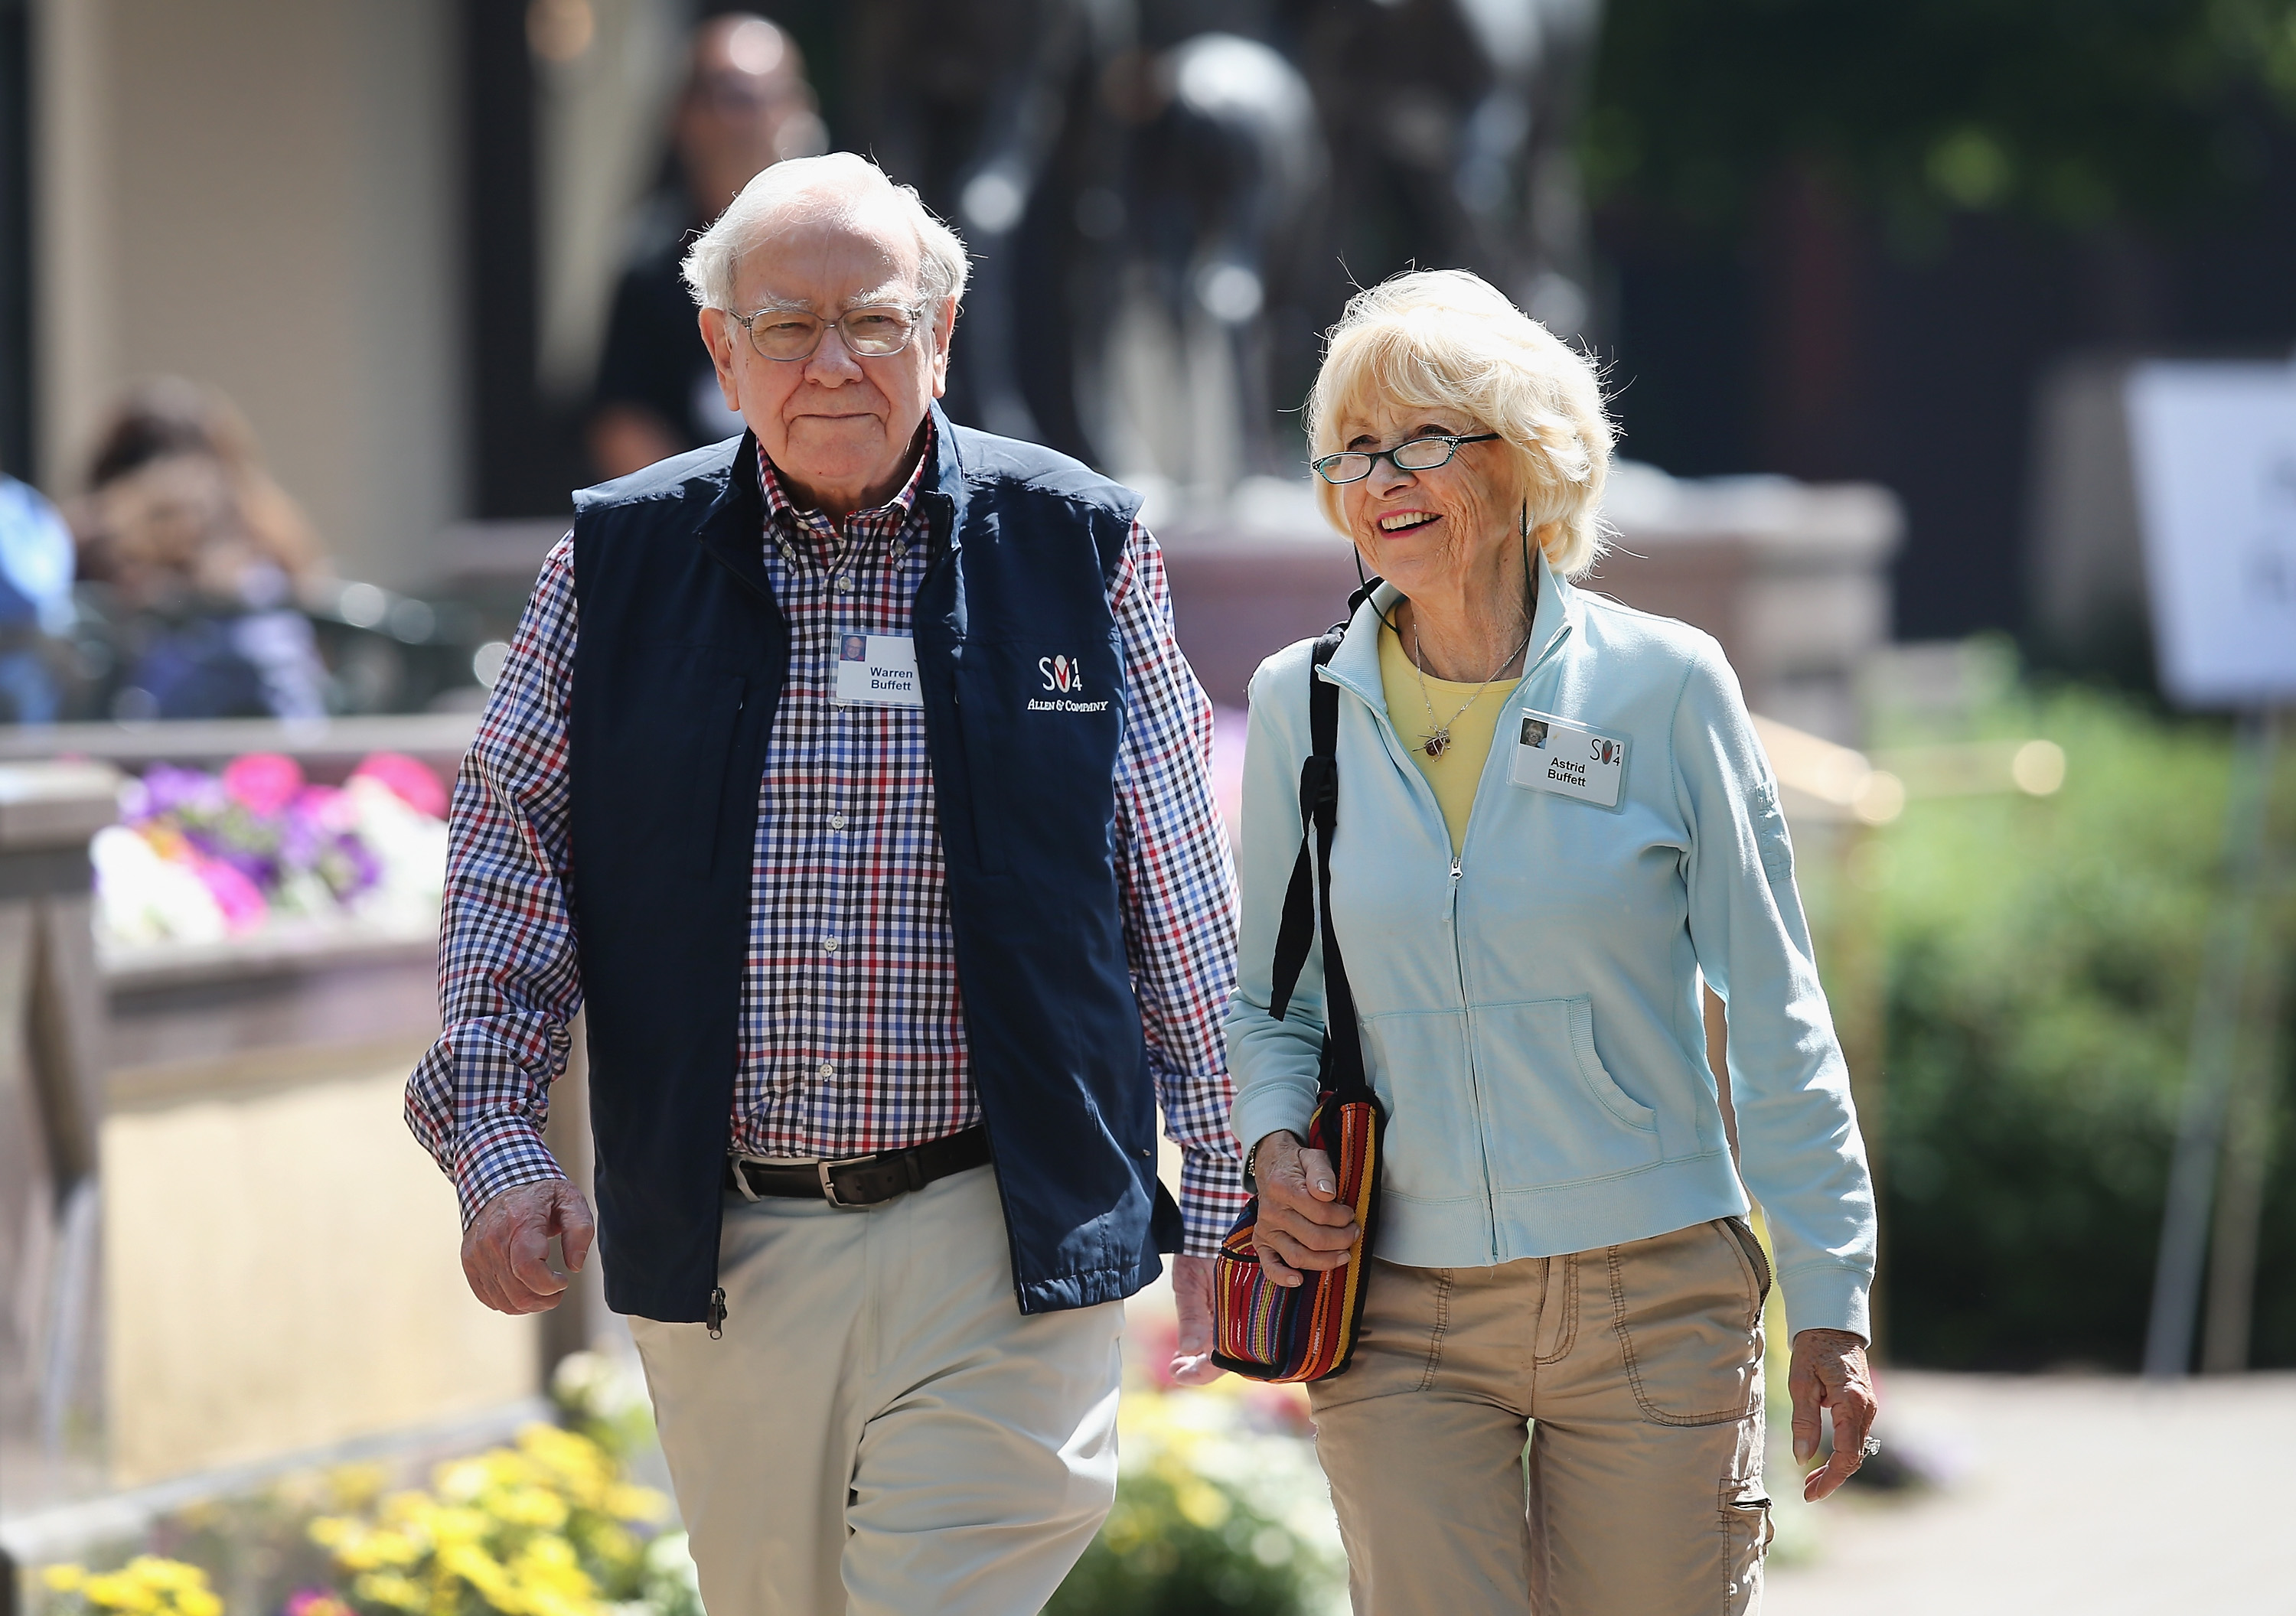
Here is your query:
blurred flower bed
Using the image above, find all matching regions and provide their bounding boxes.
[91,751,448,948]
[30,1357,696,1616]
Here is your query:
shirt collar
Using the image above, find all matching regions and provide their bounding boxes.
[754,419,935,534]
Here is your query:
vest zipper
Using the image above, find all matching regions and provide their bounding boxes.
[706,1286,726,1339]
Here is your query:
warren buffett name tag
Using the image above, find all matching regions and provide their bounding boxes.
[833,634,924,707]
[1508,709,1628,806]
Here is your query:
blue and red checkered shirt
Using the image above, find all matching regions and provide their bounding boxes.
[407,438,1247,1256]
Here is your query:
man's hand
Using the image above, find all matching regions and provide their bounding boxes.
[1169,1254,1226,1386]
[462,1180,595,1315]
[1249,1130,1359,1288]
[1789,1327,1879,1501]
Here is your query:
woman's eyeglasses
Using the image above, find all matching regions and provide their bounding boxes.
[1310,432,1501,485]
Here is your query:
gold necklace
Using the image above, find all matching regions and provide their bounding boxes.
[1411,621,1529,759]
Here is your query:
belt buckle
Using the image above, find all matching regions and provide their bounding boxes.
[817,1154,875,1208]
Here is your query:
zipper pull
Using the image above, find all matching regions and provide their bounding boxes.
[1450,857,1463,883]
[706,1287,727,1339]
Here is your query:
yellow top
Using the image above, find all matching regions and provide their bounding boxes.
[1378,620,1511,857]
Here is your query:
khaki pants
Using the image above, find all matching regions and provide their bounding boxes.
[628,1165,1124,1616]
[1308,1220,1774,1615]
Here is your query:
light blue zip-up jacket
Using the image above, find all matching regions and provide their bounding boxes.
[1225,554,1877,1340]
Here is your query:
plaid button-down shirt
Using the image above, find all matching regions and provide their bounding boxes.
[407,435,1247,1256]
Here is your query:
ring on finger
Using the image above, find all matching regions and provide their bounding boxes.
[1858,1435,1882,1460]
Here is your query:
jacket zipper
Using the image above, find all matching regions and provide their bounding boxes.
[706,1287,726,1339]
[1446,853,1500,1259]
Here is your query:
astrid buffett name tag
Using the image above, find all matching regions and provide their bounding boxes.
[833,634,924,707]
[1508,709,1628,807]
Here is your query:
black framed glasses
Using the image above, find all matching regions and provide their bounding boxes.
[1311,432,1502,485]
[729,301,929,363]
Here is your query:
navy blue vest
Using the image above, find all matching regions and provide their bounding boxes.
[566,406,1184,1324]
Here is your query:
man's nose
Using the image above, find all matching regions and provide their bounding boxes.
[802,325,865,383]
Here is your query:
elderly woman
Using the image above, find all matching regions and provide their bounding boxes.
[1226,270,1878,1614]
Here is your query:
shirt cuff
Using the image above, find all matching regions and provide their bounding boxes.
[1179,1142,1249,1258]
[452,1114,568,1227]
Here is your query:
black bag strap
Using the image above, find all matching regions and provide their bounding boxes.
[1267,588,1376,1102]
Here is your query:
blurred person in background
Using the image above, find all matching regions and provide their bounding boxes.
[587,12,826,477]
[1228,271,1879,1614]
[68,378,330,720]
[0,474,78,722]
[419,152,1243,1616]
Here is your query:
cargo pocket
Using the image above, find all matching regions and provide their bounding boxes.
[1720,1478,1773,1614]
[1607,1221,1764,1426]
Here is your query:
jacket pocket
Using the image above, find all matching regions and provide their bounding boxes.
[1469,995,1661,1191]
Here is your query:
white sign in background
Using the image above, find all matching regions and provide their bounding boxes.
[2125,362,2296,710]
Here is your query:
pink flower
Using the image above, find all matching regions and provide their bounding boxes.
[351,751,448,820]
[222,753,305,817]
[193,856,269,932]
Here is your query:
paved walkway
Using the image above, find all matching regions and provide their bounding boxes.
[1766,1369,2296,1614]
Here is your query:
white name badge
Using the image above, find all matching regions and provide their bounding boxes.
[833,634,924,707]
[1508,709,1628,807]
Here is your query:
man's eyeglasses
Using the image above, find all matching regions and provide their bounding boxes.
[729,301,929,363]
[1311,432,1501,485]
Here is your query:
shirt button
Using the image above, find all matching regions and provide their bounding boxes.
[823,937,840,953]
[829,813,848,830]
[816,1060,834,1080]
[836,575,854,591]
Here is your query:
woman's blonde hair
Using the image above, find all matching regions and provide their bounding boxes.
[1303,269,1613,578]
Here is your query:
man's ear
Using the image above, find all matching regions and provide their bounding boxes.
[700,308,743,411]
[927,298,957,399]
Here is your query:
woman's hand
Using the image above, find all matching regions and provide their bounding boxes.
[1789,1328,1880,1501]
[1250,1130,1361,1286]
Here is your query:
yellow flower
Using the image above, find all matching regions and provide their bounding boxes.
[1175,1480,1232,1530]
[349,1572,426,1613]
[42,1567,86,1594]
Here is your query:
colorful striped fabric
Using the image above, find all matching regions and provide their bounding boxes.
[1211,1087,1386,1383]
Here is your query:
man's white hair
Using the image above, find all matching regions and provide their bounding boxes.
[680,152,970,314]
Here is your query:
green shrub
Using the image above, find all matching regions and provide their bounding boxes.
[1867,677,2296,1369]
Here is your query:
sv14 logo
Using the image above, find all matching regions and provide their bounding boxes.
[1038,655,1084,693]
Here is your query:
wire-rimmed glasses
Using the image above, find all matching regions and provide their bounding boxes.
[729,301,929,363]
[1311,432,1502,485]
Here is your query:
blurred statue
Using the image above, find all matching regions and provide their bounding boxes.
[1293,0,1605,337]
[588,14,827,477]
[67,379,331,721]
[1098,31,1329,503]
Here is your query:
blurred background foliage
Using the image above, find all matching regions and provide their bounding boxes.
[1864,660,2296,1369]
[1588,0,2296,235]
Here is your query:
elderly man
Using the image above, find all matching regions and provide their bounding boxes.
[407,152,1244,1616]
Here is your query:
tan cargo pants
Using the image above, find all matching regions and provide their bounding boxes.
[1307,1219,1775,1615]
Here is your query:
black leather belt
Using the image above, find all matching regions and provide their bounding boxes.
[725,1125,992,1208]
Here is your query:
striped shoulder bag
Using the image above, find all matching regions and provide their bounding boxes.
[1211,617,1386,1383]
